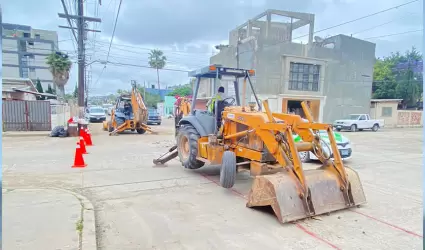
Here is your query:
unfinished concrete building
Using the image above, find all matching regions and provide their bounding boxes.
[210,9,376,123]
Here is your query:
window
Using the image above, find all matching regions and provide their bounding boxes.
[359,115,366,120]
[35,34,41,39]
[289,62,320,91]
[23,32,30,38]
[22,70,29,78]
[29,68,35,72]
[381,107,393,117]
[28,41,34,46]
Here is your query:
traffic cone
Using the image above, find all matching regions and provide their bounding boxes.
[79,136,88,154]
[72,142,87,168]
[80,128,89,146]
[84,128,93,146]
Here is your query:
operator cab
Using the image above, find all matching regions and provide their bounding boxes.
[115,95,133,118]
[185,65,261,135]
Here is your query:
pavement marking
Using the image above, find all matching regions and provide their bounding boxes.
[350,210,423,238]
[200,173,341,250]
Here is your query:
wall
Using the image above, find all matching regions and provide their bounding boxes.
[50,104,71,128]
[396,110,423,127]
[211,33,376,123]
[164,96,176,115]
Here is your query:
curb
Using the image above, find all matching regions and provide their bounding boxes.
[74,192,97,250]
[2,187,97,250]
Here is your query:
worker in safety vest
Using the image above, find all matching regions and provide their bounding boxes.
[207,86,226,113]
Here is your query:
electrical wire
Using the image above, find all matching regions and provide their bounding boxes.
[363,29,423,40]
[239,0,420,55]
[105,0,122,62]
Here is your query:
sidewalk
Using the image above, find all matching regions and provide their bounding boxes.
[3,188,96,250]
[2,131,50,138]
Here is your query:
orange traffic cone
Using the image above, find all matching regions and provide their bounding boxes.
[80,128,90,146]
[84,128,93,146]
[72,142,87,168]
[79,136,88,154]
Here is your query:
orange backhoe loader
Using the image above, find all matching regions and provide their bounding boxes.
[153,65,366,224]
[173,96,191,136]
[103,83,155,136]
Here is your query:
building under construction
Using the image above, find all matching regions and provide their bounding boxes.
[209,9,376,123]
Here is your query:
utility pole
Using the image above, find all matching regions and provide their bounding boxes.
[58,0,101,117]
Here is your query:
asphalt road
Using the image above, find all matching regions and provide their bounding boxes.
[2,119,423,250]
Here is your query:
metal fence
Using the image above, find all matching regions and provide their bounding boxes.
[50,103,71,128]
[2,100,51,131]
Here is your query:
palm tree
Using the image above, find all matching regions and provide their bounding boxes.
[46,52,72,99]
[148,49,167,90]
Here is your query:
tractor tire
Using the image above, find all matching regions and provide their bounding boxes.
[136,128,146,134]
[219,151,237,188]
[177,124,204,169]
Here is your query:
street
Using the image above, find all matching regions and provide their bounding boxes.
[2,119,423,250]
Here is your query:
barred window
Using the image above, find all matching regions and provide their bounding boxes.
[289,63,320,91]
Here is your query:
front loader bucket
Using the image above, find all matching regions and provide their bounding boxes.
[247,166,366,224]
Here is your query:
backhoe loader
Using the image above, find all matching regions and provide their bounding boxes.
[173,96,191,136]
[153,65,366,224]
[103,83,155,136]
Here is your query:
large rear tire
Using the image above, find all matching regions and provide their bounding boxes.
[219,151,236,188]
[177,124,204,169]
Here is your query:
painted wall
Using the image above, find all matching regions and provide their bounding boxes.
[211,34,376,123]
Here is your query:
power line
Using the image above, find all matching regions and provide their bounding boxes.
[103,61,191,72]
[93,40,213,55]
[363,29,423,40]
[105,0,122,62]
[239,0,420,55]
[351,11,422,36]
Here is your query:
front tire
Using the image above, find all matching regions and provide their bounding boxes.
[177,125,204,169]
[350,124,357,132]
[136,128,146,134]
[219,151,237,188]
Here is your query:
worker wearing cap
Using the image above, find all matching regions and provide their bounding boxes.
[207,86,226,113]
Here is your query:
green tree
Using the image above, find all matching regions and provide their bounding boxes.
[45,84,57,100]
[148,49,167,90]
[35,78,44,100]
[46,52,72,99]
[73,84,78,98]
[167,84,192,96]
[372,47,423,108]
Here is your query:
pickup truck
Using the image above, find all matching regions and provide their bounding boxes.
[333,114,383,132]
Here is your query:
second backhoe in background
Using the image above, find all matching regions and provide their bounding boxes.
[103,83,155,136]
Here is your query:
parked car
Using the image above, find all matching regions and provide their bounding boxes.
[102,104,114,115]
[295,130,353,162]
[85,106,107,123]
[147,108,162,125]
[333,114,383,132]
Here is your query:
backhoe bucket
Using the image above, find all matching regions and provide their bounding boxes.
[247,166,366,224]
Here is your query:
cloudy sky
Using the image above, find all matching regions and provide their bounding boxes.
[2,0,423,96]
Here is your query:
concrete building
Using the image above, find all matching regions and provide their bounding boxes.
[210,10,376,123]
[2,23,58,90]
